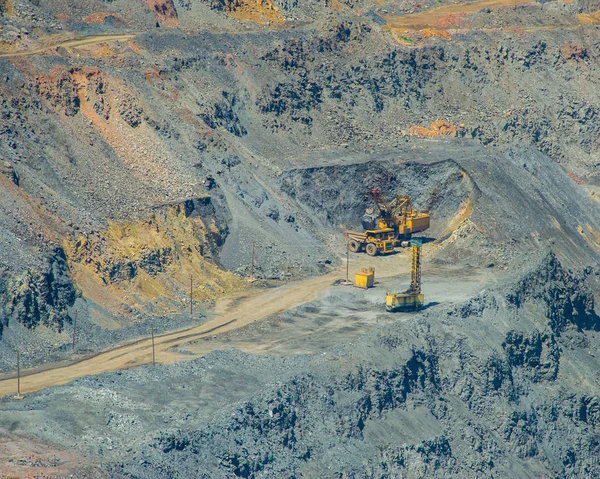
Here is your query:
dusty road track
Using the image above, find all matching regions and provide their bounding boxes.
[0,33,136,58]
[0,255,411,397]
[384,0,534,29]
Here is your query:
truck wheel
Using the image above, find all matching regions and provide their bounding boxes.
[366,243,378,256]
[349,240,361,253]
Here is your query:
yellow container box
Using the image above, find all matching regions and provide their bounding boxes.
[355,268,375,289]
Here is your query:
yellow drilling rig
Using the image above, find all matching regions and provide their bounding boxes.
[345,189,430,256]
[386,240,424,312]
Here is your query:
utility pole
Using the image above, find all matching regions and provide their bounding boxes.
[72,309,78,354]
[250,242,255,281]
[14,351,23,400]
[346,237,350,283]
[190,275,193,320]
[150,320,155,367]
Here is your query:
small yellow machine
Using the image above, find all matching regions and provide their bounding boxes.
[355,268,375,289]
[386,241,424,312]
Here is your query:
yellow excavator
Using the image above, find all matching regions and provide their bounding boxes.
[345,189,430,256]
[386,240,424,312]
[362,189,430,236]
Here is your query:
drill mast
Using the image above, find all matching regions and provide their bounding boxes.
[410,242,422,293]
[385,239,424,312]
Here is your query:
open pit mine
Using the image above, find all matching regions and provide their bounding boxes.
[1,0,600,477]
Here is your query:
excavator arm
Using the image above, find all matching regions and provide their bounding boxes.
[369,189,390,215]
[363,188,430,240]
[389,195,413,218]
[369,190,413,227]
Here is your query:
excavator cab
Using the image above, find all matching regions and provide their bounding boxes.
[362,210,378,230]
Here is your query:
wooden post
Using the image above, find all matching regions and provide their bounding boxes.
[72,309,78,354]
[190,275,193,320]
[150,321,155,367]
[14,351,23,400]
[346,237,350,283]
[17,351,20,396]
[251,242,255,280]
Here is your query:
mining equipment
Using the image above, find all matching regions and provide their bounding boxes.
[355,267,375,289]
[345,189,430,256]
[362,189,430,237]
[386,240,424,312]
[346,227,398,256]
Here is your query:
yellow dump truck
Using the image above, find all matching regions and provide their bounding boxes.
[346,228,398,256]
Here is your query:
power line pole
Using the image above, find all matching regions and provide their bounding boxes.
[346,237,350,283]
[190,275,193,320]
[14,351,23,400]
[72,309,78,354]
[150,320,155,367]
[250,242,255,281]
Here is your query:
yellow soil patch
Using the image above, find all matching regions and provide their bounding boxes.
[89,44,116,58]
[144,68,163,83]
[577,10,600,25]
[384,0,533,30]
[228,0,285,25]
[127,40,144,55]
[0,0,14,16]
[561,42,587,61]
[444,193,474,235]
[421,28,452,40]
[433,12,467,28]
[576,223,600,253]
[83,12,129,25]
[330,0,344,11]
[409,120,458,138]
[0,432,94,478]
[549,216,563,232]
[64,204,245,316]
[586,224,600,244]
[567,172,585,184]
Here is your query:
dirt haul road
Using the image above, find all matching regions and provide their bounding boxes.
[384,0,534,29]
[0,253,414,397]
[0,33,136,57]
